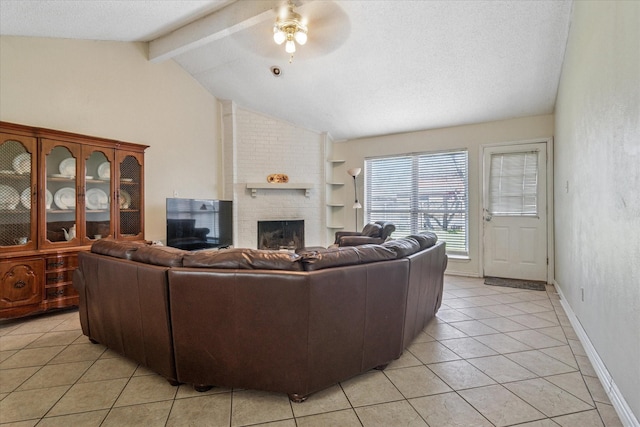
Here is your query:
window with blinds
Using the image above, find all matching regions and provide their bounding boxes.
[488,151,538,216]
[364,150,468,256]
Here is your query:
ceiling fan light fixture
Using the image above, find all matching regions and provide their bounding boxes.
[273,28,286,45]
[285,39,296,53]
[273,0,308,61]
[294,29,307,45]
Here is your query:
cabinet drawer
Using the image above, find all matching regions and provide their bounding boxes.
[45,284,76,300]
[46,270,74,286]
[45,255,78,271]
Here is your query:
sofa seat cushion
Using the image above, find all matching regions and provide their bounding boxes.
[301,244,396,271]
[130,245,189,267]
[91,239,147,260]
[183,248,304,271]
[382,237,421,258]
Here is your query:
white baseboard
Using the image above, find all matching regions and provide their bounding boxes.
[554,281,639,427]
[444,270,482,278]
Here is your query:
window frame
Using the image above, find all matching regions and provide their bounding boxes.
[364,149,469,257]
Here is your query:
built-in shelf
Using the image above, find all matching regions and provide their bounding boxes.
[326,203,344,207]
[326,182,344,186]
[246,183,313,197]
[328,159,346,164]
[327,224,345,229]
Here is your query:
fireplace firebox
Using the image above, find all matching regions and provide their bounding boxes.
[257,220,304,251]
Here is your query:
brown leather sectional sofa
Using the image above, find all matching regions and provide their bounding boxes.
[73,233,447,402]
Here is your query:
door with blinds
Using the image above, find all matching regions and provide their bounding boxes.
[482,142,547,282]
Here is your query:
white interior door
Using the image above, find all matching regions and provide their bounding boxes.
[483,142,547,282]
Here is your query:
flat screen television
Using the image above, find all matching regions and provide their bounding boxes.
[166,198,232,250]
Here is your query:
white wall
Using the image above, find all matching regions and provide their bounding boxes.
[0,36,220,242]
[554,0,640,422]
[334,115,554,276]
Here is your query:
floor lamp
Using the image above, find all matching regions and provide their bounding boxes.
[347,168,362,230]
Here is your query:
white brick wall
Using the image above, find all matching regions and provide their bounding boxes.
[227,106,325,248]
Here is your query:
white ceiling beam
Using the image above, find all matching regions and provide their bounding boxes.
[149,0,283,63]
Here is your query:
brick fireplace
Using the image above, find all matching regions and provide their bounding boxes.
[221,101,329,249]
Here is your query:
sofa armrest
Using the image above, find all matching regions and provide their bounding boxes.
[334,230,362,244]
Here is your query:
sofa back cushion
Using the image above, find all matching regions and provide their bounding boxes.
[130,245,189,267]
[301,244,396,271]
[407,232,438,250]
[361,223,383,237]
[382,237,422,258]
[91,239,146,260]
[377,221,396,240]
[183,248,304,271]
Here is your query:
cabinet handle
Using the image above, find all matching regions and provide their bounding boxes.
[14,281,26,289]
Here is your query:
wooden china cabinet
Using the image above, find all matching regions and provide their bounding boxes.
[0,122,147,319]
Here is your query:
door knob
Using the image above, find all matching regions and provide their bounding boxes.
[485,214,492,222]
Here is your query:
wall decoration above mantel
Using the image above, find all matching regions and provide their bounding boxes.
[267,173,289,183]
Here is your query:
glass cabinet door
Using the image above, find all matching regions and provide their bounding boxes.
[83,147,114,244]
[41,139,81,247]
[117,152,144,239]
[0,133,37,252]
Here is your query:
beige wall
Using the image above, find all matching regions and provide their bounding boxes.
[554,0,640,421]
[334,115,554,276]
[0,36,220,241]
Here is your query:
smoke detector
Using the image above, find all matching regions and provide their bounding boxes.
[270,66,282,77]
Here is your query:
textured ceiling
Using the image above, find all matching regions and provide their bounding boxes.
[0,0,573,141]
[0,0,231,41]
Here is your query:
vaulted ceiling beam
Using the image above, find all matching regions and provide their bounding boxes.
[149,0,282,63]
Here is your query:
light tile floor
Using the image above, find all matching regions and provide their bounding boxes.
[0,276,624,426]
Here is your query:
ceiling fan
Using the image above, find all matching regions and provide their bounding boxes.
[149,0,350,68]
[229,0,351,63]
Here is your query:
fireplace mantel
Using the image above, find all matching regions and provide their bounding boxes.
[246,183,313,197]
